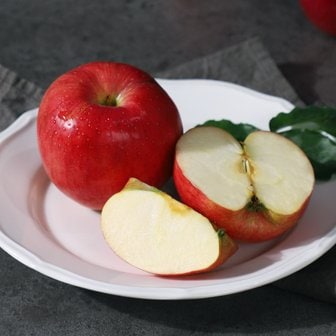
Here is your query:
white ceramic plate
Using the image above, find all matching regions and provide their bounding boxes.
[0,79,335,300]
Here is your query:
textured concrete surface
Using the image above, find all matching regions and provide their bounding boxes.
[0,0,335,106]
[0,1,336,335]
[1,246,336,335]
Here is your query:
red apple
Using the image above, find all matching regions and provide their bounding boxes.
[174,127,315,242]
[300,0,336,36]
[37,62,183,210]
[101,178,237,276]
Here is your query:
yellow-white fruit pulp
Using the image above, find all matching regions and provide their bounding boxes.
[244,131,314,215]
[176,127,253,211]
[101,180,221,275]
[176,127,314,215]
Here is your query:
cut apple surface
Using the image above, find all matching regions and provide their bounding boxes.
[174,127,315,242]
[101,178,237,276]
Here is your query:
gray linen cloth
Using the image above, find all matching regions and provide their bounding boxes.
[0,37,334,303]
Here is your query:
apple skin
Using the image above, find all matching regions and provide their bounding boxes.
[37,62,183,210]
[300,0,336,36]
[173,159,312,242]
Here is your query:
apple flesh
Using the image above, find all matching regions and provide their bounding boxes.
[174,127,315,242]
[37,62,183,210]
[101,178,237,276]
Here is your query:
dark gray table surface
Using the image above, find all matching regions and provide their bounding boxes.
[0,1,335,335]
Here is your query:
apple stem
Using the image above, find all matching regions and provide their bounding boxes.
[246,196,265,212]
[217,229,226,238]
[102,95,117,106]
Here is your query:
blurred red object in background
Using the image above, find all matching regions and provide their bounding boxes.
[300,0,336,36]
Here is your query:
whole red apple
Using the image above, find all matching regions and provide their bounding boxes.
[300,0,336,36]
[37,62,183,210]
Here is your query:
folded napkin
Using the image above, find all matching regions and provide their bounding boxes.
[157,37,304,107]
[0,65,43,131]
[0,36,335,303]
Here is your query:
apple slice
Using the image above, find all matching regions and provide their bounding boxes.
[101,178,237,276]
[174,127,315,242]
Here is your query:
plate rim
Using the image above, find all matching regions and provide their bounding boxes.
[156,78,295,111]
[0,79,335,300]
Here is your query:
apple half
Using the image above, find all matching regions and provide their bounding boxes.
[174,127,315,242]
[101,178,237,276]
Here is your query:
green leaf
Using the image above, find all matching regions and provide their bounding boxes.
[270,106,336,179]
[199,119,259,142]
[278,129,336,180]
[269,106,336,138]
